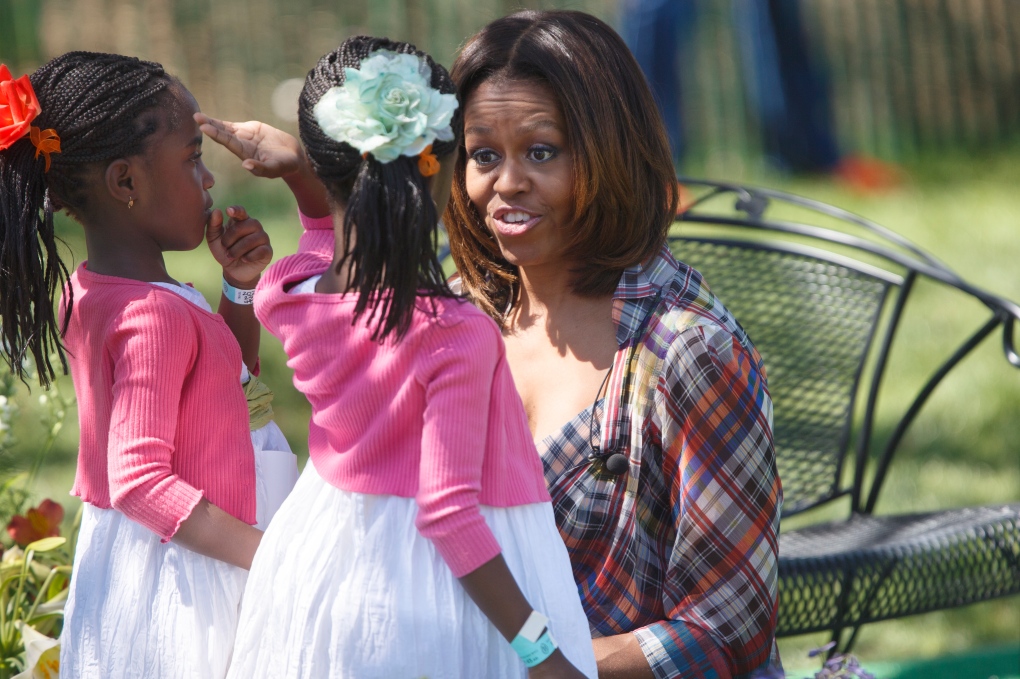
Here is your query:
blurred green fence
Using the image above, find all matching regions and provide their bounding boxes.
[0,1,614,128]
[0,0,612,184]
[675,0,1020,171]
[806,0,1020,158]
[2,0,1019,173]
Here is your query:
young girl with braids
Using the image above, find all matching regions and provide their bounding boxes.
[198,37,597,678]
[0,53,297,677]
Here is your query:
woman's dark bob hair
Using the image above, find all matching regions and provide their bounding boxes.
[446,9,679,321]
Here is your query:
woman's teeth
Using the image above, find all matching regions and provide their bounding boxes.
[503,211,531,223]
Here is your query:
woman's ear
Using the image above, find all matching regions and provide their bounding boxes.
[103,158,136,207]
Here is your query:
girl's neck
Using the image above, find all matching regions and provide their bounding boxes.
[83,227,174,283]
[314,212,355,294]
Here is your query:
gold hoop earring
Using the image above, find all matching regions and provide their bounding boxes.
[127,197,135,209]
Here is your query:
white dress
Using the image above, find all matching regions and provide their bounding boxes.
[60,282,298,679]
[226,276,598,679]
[228,463,598,679]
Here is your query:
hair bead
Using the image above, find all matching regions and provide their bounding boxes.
[418,146,440,177]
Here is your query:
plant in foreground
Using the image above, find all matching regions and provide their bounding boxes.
[0,535,70,678]
[0,501,78,679]
[12,622,58,679]
[810,642,875,679]
[750,642,875,679]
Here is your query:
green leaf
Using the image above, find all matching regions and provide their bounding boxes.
[0,572,24,593]
[24,537,64,553]
[45,573,68,601]
[31,598,65,616]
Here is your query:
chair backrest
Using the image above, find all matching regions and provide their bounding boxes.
[670,180,1020,518]
[669,237,894,516]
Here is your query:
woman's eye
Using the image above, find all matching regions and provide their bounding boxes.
[470,149,499,166]
[528,146,556,162]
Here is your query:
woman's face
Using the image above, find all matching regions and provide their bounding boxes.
[463,79,573,270]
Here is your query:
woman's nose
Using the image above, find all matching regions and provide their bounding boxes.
[492,156,529,195]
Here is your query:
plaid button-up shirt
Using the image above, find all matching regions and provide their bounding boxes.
[537,246,782,679]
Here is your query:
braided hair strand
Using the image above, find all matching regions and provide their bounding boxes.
[0,51,179,385]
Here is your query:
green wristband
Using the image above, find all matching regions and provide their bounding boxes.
[510,611,558,667]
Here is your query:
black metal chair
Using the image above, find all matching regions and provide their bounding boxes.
[670,179,1020,651]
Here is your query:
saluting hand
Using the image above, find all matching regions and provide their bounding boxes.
[195,113,306,180]
[195,112,330,219]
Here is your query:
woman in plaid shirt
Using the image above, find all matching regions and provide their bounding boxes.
[446,10,783,679]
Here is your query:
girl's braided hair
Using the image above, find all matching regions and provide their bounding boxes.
[0,51,180,386]
[297,36,463,341]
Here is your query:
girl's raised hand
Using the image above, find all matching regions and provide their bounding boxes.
[195,113,305,179]
[207,206,273,286]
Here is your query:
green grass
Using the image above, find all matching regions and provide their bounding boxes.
[3,147,1018,667]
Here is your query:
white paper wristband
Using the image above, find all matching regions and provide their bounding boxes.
[222,278,256,305]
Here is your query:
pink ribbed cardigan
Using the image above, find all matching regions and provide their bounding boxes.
[62,265,256,541]
[253,213,550,577]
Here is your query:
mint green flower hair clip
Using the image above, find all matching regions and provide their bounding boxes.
[313,49,459,172]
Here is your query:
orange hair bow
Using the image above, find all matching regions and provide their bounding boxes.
[29,126,61,172]
[418,144,440,177]
[0,64,60,171]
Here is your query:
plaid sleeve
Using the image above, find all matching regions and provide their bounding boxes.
[634,325,781,679]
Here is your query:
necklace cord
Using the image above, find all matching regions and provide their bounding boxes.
[585,288,664,474]
[587,366,614,455]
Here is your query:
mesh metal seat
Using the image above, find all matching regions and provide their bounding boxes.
[778,504,1020,636]
[671,179,1020,650]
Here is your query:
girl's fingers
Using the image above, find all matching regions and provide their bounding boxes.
[228,233,272,262]
[240,243,273,264]
[197,116,249,159]
[225,227,269,253]
[220,207,269,258]
[199,124,241,156]
[195,112,238,136]
[225,230,267,256]
[226,205,249,222]
[193,112,216,127]
[205,209,224,244]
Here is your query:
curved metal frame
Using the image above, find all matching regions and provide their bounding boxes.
[672,179,1020,652]
[677,178,1020,320]
[674,178,1020,516]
